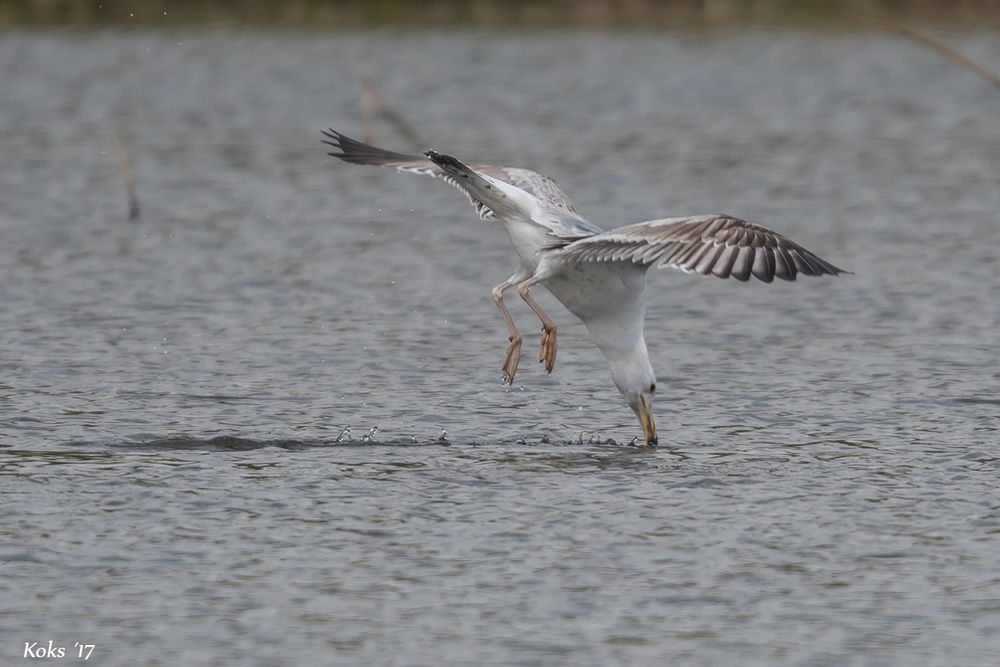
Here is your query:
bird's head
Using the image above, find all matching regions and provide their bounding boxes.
[610,358,658,447]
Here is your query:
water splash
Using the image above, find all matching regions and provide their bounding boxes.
[360,426,379,442]
[334,427,352,443]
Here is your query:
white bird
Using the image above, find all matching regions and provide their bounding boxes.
[322,130,846,446]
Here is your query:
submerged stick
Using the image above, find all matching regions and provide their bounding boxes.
[111,132,141,221]
[360,81,380,144]
[359,80,425,146]
[868,19,1000,91]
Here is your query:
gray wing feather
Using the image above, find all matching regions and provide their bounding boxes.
[555,214,846,282]
[488,167,579,215]
[322,129,579,222]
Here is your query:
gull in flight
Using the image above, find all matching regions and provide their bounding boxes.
[322,129,846,446]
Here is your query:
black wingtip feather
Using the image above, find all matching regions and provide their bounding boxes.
[321,127,427,166]
[424,150,464,170]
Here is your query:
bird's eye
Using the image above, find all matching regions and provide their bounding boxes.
[649,383,656,393]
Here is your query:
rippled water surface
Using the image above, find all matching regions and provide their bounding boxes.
[2,29,999,665]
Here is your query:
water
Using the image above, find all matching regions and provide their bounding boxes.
[2,29,999,665]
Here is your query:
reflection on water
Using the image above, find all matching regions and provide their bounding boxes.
[1,28,999,667]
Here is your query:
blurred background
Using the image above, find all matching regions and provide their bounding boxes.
[2,0,1000,27]
[2,2,999,666]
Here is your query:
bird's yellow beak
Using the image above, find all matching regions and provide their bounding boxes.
[638,396,657,447]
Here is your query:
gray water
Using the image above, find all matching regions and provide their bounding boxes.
[2,29,999,666]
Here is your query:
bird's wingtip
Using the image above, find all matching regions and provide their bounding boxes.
[424,150,464,170]
[321,128,346,152]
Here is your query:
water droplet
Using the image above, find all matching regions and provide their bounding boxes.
[438,428,448,442]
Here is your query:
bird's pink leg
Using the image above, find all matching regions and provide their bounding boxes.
[516,277,557,374]
[492,280,522,384]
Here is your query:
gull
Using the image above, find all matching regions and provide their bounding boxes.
[322,129,846,446]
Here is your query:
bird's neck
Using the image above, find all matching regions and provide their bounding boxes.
[588,319,647,363]
[584,309,654,391]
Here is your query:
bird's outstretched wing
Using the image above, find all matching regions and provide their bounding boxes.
[322,129,580,222]
[424,150,603,239]
[554,214,846,282]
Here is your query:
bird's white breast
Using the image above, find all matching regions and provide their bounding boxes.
[544,260,649,361]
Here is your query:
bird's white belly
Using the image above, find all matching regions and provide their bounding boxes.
[503,220,552,273]
[543,261,647,323]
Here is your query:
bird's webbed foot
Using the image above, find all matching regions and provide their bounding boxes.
[501,333,523,384]
[539,324,557,374]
